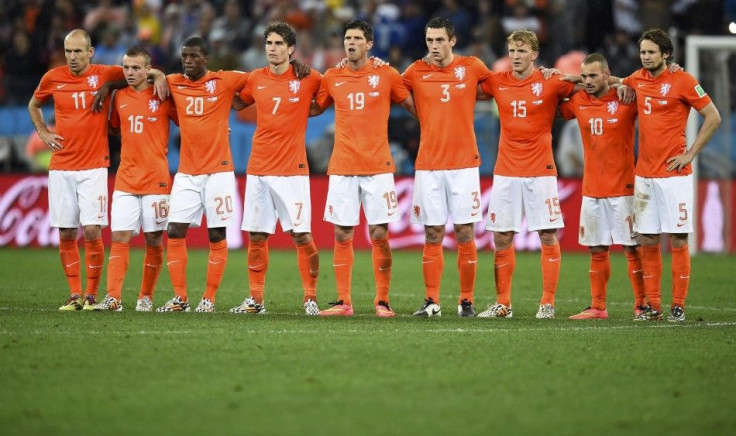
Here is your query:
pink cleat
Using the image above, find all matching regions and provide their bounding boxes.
[569,306,608,320]
[318,300,354,317]
[375,301,396,318]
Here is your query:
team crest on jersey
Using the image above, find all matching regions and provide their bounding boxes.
[205,80,216,94]
[148,99,160,113]
[531,82,543,96]
[368,75,380,88]
[606,101,618,115]
[87,75,99,89]
[660,83,671,96]
[454,66,465,81]
[289,80,300,94]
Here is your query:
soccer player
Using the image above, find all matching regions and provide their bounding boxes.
[28,29,164,311]
[155,36,248,313]
[92,47,178,312]
[612,28,721,321]
[312,20,416,317]
[402,17,493,318]
[478,30,576,319]
[229,22,322,315]
[558,53,646,320]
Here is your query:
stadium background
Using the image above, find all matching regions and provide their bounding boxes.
[1,0,734,252]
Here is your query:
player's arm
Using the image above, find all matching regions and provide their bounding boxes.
[28,96,64,151]
[92,69,168,112]
[290,59,311,79]
[666,102,722,172]
[148,69,169,98]
[309,98,331,117]
[397,94,417,118]
[231,94,252,111]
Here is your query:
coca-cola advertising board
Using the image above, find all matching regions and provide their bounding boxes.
[0,174,733,253]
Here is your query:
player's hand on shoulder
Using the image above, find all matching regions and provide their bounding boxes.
[539,66,561,79]
[290,59,311,79]
[616,84,636,104]
[667,62,683,73]
[559,74,581,83]
[152,71,170,99]
[369,56,389,68]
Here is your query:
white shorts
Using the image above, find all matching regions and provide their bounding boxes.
[242,175,311,234]
[111,191,170,236]
[579,195,637,246]
[168,172,236,228]
[48,168,108,228]
[411,168,482,226]
[634,175,693,234]
[324,173,400,226]
[486,175,564,232]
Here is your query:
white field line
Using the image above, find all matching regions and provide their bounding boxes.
[1,322,735,336]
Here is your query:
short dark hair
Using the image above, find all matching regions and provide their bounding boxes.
[425,17,455,40]
[182,36,209,56]
[124,46,151,64]
[264,21,297,47]
[582,53,609,71]
[344,20,373,42]
[638,28,673,62]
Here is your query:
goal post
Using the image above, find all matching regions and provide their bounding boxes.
[685,36,734,255]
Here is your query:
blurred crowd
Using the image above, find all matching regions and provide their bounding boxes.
[0,0,731,105]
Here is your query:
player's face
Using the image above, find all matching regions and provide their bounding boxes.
[64,35,93,75]
[580,62,610,98]
[425,27,456,66]
[180,46,208,79]
[122,55,150,89]
[265,32,294,67]
[507,41,538,75]
[344,29,372,63]
[639,39,668,73]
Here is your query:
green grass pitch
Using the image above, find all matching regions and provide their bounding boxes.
[0,247,734,435]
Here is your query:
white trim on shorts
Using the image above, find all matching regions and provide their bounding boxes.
[578,195,637,246]
[634,174,693,234]
[324,173,399,226]
[48,168,108,228]
[486,175,564,232]
[411,168,482,226]
[242,175,312,234]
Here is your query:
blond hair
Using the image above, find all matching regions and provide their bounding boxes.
[506,30,539,52]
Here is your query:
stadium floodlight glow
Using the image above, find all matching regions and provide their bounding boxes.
[730,22,736,34]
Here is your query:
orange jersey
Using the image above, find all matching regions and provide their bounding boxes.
[316,64,409,175]
[559,88,637,198]
[402,55,492,170]
[168,70,247,175]
[33,64,124,170]
[110,86,178,194]
[622,69,712,178]
[238,66,322,176]
[481,70,576,176]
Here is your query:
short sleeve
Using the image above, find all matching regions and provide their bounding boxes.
[558,100,575,120]
[109,91,121,129]
[402,63,414,92]
[315,75,333,109]
[389,67,410,103]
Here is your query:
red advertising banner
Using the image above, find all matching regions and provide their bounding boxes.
[1,174,733,253]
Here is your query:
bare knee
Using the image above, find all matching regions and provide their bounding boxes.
[58,228,78,241]
[112,231,134,244]
[639,234,660,246]
[589,245,609,254]
[538,229,558,246]
[143,231,164,246]
[670,233,688,249]
[454,223,474,244]
[290,231,311,245]
[249,232,269,243]
[493,231,514,250]
[425,225,444,244]
[369,224,388,240]
[82,225,101,241]
[167,222,189,239]
[208,227,226,243]
[335,225,354,243]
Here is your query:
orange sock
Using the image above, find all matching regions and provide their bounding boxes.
[494,245,516,307]
[140,244,163,299]
[589,251,610,310]
[457,240,477,304]
[84,238,104,297]
[202,240,227,302]
[106,242,130,300]
[167,237,188,301]
[540,243,561,306]
[333,238,354,305]
[371,236,392,305]
[59,239,82,295]
[671,244,690,308]
[422,242,443,304]
[296,239,319,302]
[624,247,647,308]
[640,244,662,312]
[248,240,268,304]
